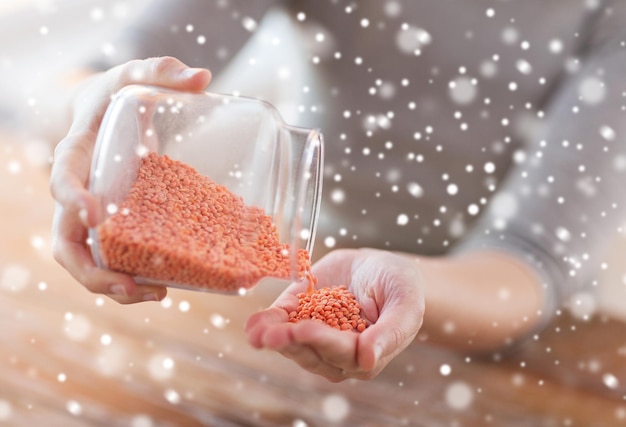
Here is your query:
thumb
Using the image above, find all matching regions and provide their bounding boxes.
[70,56,211,133]
[356,304,423,372]
[111,56,211,93]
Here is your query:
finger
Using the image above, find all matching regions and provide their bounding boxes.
[107,284,168,304]
[260,322,348,382]
[110,56,211,97]
[50,131,100,226]
[356,299,424,372]
[289,321,360,371]
[53,231,167,304]
[244,307,287,348]
[51,206,167,303]
[277,343,346,383]
[51,214,130,295]
[250,313,366,381]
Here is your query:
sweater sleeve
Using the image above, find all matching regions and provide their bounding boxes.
[454,0,626,320]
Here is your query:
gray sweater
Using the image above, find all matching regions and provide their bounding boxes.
[95,0,626,317]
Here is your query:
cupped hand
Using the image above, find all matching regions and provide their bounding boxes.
[49,57,212,304]
[245,248,424,382]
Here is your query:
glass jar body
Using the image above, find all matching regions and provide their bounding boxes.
[89,85,324,294]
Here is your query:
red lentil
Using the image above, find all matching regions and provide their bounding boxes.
[98,152,311,293]
[288,286,368,332]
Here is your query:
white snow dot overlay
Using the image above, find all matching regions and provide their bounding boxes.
[578,76,606,105]
[1,264,30,293]
[396,25,432,55]
[0,400,12,421]
[449,77,477,105]
[148,354,176,381]
[322,393,350,423]
[131,415,154,427]
[63,313,92,341]
[66,400,82,416]
[445,381,474,410]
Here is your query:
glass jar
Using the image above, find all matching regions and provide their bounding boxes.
[88,85,324,294]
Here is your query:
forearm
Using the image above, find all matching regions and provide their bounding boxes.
[414,250,545,353]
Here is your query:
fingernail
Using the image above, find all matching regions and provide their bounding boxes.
[110,284,127,297]
[143,293,159,302]
[78,208,89,227]
[179,68,203,80]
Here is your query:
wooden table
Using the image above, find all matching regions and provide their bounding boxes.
[1,130,626,427]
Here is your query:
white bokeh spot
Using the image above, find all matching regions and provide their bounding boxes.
[489,192,518,220]
[396,25,431,55]
[322,393,350,423]
[0,400,12,421]
[63,313,92,341]
[448,77,477,105]
[567,292,597,320]
[131,415,155,427]
[578,76,606,105]
[1,264,30,293]
[445,381,474,410]
[148,354,176,381]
